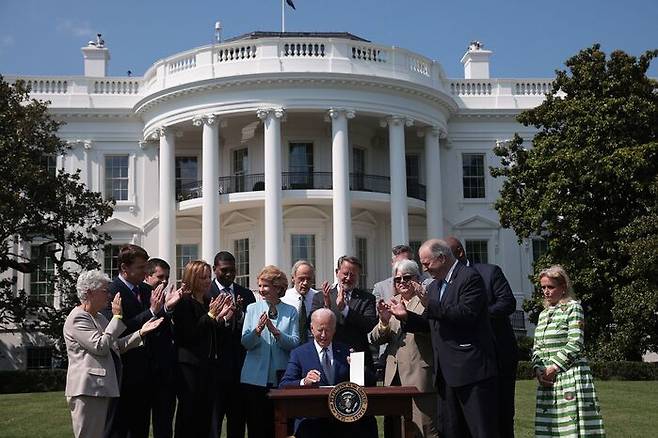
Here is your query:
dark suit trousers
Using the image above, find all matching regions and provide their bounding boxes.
[498,374,516,438]
[175,362,215,438]
[104,378,151,438]
[242,383,275,438]
[438,376,499,438]
[151,368,176,438]
[210,380,246,438]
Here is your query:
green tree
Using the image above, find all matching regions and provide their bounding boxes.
[491,45,658,360]
[0,75,114,365]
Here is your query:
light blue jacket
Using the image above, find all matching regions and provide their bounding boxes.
[240,299,299,387]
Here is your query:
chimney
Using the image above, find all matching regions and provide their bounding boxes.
[81,34,110,77]
[460,41,492,79]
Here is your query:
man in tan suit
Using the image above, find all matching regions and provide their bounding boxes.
[64,270,162,438]
[370,259,439,438]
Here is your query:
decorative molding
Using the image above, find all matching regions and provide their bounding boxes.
[66,139,95,150]
[192,114,219,127]
[380,115,414,128]
[327,108,356,121]
[256,107,285,121]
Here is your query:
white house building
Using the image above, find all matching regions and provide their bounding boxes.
[2,32,554,370]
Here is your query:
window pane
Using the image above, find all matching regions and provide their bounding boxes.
[103,245,121,279]
[233,149,249,192]
[176,244,199,285]
[234,238,250,288]
[409,240,422,268]
[465,240,488,264]
[352,148,366,190]
[105,155,129,201]
[356,237,368,290]
[291,234,316,268]
[30,244,56,306]
[26,346,53,369]
[532,239,549,262]
[462,153,485,199]
[176,157,198,198]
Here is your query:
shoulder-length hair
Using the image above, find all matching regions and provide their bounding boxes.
[538,264,576,307]
[182,260,211,296]
[257,265,288,297]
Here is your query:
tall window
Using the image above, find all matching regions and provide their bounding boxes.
[409,240,422,268]
[105,155,129,201]
[232,148,249,192]
[26,346,53,370]
[532,238,549,262]
[30,244,56,306]
[176,244,199,285]
[234,238,250,288]
[352,148,366,190]
[465,240,489,264]
[289,143,313,188]
[291,234,316,268]
[103,244,121,278]
[462,153,485,199]
[355,237,368,290]
[41,155,57,178]
[175,157,198,199]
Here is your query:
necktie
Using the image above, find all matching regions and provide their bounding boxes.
[321,347,334,385]
[439,280,448,301]
[132,286,142,304]
[298,296,307,344]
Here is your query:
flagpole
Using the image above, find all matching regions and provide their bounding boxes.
[281,0,285,32]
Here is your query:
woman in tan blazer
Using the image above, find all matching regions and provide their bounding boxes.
[64,270,162,438]
[370,259,439,438]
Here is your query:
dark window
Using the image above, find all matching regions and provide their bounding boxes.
[232,149,249,192]
[105,155,129,201]
[291,234,316,268]
[30,244,56,306]
[176,157,198,198]
[289,143,313,188]
[103,245,121,279]
[352,148,366,190]
[176,244,199,285]
[532,238,549,262]
[465,240,488,264]
[234,238,250,288]
[41,155,57,178]
[409,240,422,268]
[462,153,485,199]
[355,237,368,290]
[26,346,53,369]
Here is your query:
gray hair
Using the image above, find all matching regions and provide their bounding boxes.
[392,259,421,278]
[422,239,455,261]
[291,259,315,278]
[311,307,337,329]
[76,270,110,302]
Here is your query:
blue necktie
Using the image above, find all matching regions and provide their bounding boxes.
[321,347,334,385]
[439,280,448,301]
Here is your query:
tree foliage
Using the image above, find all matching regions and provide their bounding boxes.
[491,45,658,360]
[0,76,114,364]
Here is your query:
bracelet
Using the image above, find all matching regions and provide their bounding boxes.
[207,311,217,319]
[113,314,123,319]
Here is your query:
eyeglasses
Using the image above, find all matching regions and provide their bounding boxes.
[393,274,414,284]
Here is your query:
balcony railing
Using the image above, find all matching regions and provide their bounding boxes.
[177,172,426,202]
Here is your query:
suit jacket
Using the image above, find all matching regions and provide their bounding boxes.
[172,295,225,366]
[405,263,497,387]
[310,287,377,369]
[240,299,299,387]
[209,280,256,382]
[372,277,395,304]
[369,295,435,392]
[472,263,519,376]
[279,340,351,387]
[64,307,142,398]
[142,282,176,377]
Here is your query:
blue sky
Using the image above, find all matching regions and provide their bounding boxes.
[1,0,657,78]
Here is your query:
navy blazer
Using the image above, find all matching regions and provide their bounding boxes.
[209,280,256,382]
[472,263,519,376]
[279,340,351,387]
[405,263,497,387]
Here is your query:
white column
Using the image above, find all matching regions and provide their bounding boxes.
[382,116,413,246]
[157,126,176,271]
[424,126,445,239]
[194,114,221,265]
[328,108,355,262]
[257,108,285,267]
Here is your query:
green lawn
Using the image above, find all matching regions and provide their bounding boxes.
[0,381,656,437]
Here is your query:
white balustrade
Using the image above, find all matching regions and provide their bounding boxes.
[168,55,197,73]
[24,79,68,94]
[351,45,387,63]
[514,81,553,95]
[408,55,430,77]
[450,80,493,96]
[93,79,140,94]
[282,41,325,57]
[216,45,257,62]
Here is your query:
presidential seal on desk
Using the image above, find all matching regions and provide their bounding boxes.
[328,382,368,422]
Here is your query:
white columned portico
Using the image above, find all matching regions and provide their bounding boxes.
[328,108,355,262]
[194,114,221,264]
[257,108,285,267]
[423,126,444,239]
[382,116,413,246]
[157,126,176,271]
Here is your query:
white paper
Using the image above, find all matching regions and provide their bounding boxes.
[349,351,365,386]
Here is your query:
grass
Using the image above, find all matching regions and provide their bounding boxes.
[0,381,656,437]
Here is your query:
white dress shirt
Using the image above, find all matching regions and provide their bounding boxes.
[282,287,317,318]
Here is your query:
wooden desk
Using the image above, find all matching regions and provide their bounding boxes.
[269,386,422,438]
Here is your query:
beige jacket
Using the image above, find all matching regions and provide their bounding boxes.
[64,306,142,398]
[369,295,435,392]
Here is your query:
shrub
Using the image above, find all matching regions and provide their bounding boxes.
[0,369,66,394]
[516,361,658,380]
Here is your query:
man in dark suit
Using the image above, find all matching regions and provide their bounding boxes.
[390,239,499,438]
[446,237,519,438]
[310,255,378,372]
[280,308,376,438]
[104,244,166,438]
[142,258,176,438]
[208,251,256,438]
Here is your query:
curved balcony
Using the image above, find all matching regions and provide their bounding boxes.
[177,172,426,202]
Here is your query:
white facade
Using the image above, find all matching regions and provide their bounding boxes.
[2,32,554,370]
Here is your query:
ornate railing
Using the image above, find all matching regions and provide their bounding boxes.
[177,172,426,201]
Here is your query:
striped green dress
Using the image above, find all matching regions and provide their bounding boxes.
[532,300,605,437]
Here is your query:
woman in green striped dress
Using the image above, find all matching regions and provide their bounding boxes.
[532,265,605,437]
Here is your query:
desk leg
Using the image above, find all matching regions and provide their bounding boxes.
[273,406,289,438]
[403,414,415,438]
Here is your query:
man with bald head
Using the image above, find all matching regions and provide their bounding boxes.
[389,238,498,438]
[445,236,519,438]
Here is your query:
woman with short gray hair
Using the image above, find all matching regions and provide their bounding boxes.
[370,259,438,438]
[64,270,163,438]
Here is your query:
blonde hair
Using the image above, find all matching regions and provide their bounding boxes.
[539,264,575,307]
[257,265,288,297]
[182,260,211,296]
